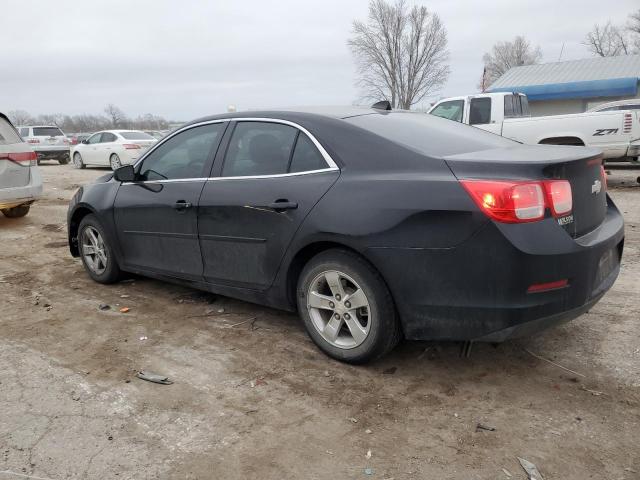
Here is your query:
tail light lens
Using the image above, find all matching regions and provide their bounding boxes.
[123,144,141,150]
[0,151,38,165]
[461,179,573,223]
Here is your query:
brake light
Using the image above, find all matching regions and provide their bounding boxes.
[27,139,40,144]
[63,138,70,145]
[543,180,572,216]
[461,179,573,223]
[123,144,141,150]
[0,151,37,164]
[600,165,607,192]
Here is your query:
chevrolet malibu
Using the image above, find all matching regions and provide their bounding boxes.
[67,107,624,363]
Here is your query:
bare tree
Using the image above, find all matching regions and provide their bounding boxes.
[103,104,128,128]
[584,21,630,57]
[627,9,640,52]
[348,0,450,109]
[7,110,33,126]
[480,36,542,89]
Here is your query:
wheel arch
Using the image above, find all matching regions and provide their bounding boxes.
[68,205,97,257]
[538,136,585,146]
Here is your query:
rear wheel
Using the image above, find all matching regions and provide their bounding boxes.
[2,205,30,218]
[73,152,85,169]
[110,154,122,171]
[296,249,401,364]
[78,214,122,283]
[58,155,70,165]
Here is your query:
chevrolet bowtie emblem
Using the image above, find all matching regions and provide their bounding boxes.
[591,179,602,195]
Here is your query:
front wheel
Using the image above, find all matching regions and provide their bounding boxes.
[73,152,85,169]
[110,154,122,171]
[296,249,401,364]
[2,205,30,218]
[78,214,122,284]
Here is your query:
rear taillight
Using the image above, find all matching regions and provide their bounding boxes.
[63,138,70,145]
[27,139,40,144]
[0,151,38,165]
[600,165,607,192]
[461,179,573,223]
[623,113,633,133]
[123,144,141,150]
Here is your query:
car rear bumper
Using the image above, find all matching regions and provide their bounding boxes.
[0,168,43,209]
[35,147,70,158]
[367,197,625,341]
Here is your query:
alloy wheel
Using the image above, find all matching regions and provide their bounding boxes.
[110,154,122,170]
[73,153,83,169]
[307,270,371,349]
[81,226,108,275]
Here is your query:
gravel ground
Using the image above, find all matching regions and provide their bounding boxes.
[0,162,639,480]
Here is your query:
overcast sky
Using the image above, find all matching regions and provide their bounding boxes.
[1,0,637,121]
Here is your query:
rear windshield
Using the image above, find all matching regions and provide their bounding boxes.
[345,112,515,157]
[33,127,64,137]
[118,131,154,140]
[0,118,23,145]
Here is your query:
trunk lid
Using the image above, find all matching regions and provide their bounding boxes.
[444,144,607,238]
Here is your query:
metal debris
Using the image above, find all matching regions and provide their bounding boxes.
[136,371,173,385]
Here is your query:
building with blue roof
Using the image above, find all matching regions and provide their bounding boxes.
[488,55,640,116]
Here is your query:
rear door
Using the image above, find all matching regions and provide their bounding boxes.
[198,120,339,289]
[113,122,226,279]
[0,117,32,189]
[99,132,118,163]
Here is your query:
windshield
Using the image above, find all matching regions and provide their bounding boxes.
[33,127,64,137]
[119,131,154,140]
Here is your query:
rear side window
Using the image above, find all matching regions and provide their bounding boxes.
[504,95,515,117]
[469,98,491,125]
[0,118,22,145]
[430,100,464,122]
[222,122,298,177]
[289,133,327,173]
[139,123,224,180]
[19,127,30,137]
[33,127,63,137]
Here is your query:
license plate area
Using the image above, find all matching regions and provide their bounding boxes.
[594,247,618,289]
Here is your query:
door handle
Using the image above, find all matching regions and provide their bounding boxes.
[267,200,298,211]
[173,200,192,210]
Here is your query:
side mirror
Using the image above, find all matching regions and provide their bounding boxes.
[113,165,135,182]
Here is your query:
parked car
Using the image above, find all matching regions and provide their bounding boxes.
[17,125,70,164]
[588,99,640,112]
[71,130,157,170]
[69,133,91,145]
[428,92,640,162]
[67,108,624,363]
[1,113,42,218]
[144,130,165,140]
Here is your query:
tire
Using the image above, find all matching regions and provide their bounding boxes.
[110,154,122,171]
[73,152,86,169]
[2,205,30,218]
[296,249,401,364]
[58,155,70,165]
[78,214,122,284]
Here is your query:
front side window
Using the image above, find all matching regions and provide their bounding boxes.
[87,133,103,144]
[222,122,298,177]
[469,97,492,125]
[430,100,464,122]
[139,123,224,181]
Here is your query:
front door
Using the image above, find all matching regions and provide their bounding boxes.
[113,122,226,279]
[83,132,103,164]
[198,120,339,289]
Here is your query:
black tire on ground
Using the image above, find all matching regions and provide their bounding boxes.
[1,205,30,218]
[58,155,70,165]
[296,248,401,364]
[78,214,123,284]
[73,152,86,169]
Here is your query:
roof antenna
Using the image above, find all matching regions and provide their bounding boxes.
[371,100,392,111]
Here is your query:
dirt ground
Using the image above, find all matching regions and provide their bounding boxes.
[1,162,639,480]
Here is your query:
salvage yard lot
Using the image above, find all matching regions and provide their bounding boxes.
[1,165,639,480]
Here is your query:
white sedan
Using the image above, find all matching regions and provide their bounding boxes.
[71,130,157,170]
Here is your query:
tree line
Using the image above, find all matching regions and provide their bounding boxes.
[348,1,640,107]
[8,104,170,133]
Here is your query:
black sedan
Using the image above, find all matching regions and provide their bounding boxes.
[67,107,624,363]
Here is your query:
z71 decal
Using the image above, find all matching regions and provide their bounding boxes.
[593,128,619,136]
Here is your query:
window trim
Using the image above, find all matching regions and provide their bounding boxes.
[126,117,339,184]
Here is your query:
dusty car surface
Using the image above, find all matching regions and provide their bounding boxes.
[67,107,624,363]
[0,113,42,218]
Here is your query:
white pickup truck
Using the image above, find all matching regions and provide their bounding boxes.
[428,92,640,162]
